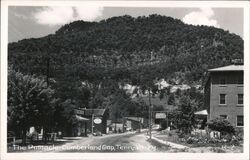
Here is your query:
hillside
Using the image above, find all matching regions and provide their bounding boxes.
[8,14,243,85]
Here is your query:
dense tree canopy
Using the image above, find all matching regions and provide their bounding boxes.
[8,68,56,143]
[8,14,243,86]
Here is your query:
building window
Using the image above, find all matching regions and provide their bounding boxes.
[238,94,243,105]
[220,78,226,85]
[236,115,244,127]
[219,94,226,105]
[220,115,228,119]
[237,77,243,84]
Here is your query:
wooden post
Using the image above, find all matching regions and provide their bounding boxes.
[91,114,94,134]
[84,122,87,137]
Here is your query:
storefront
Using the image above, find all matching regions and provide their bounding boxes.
[72,109,89,137]
[84,109,108,134]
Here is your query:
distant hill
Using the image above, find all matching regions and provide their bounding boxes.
[8,14,243,85]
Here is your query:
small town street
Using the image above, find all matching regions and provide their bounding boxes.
[55,132,158,152]
[9,130,243,153]
[10,131,170,153]
[4,5,246,159]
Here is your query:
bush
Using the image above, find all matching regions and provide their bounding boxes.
[210,147,226,153]
[235,128,243,140]
[186,137,199,144]
[207,118,235,135]
[229,135,241,146]
[178,132,185,138]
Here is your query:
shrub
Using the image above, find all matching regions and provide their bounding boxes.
[207,118,235,135]
[230,135,241,146]
[235,128,243,140]
[186,137,199,144]
[178,132,185,138]
[210,147,226,153]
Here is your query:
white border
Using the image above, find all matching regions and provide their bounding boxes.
[1,1,249,160]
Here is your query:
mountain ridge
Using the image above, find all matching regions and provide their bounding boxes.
[8,14,243,85]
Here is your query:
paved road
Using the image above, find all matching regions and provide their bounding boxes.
[9,132,170,152]
[53,132,165,152]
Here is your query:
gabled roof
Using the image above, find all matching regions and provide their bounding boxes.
[85,109,106,116]
[74,115,89,121]
[208,65,243,72]
[194,109,208,115]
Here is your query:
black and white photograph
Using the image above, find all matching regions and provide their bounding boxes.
[1,0,249,160]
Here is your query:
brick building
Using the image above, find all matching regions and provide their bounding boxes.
[204,64,244,128]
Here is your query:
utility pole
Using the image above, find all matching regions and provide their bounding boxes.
[166,111,168,129]
[91,107,95,135]
[91,113,94,134]
[148,88,152,140]
[148,51,154,140]
[138,117,141,133]
[46,56,50,87]
[43,40,51,144]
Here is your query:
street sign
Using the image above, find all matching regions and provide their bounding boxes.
[74,109,85,115]
[155,113,166,119]
[94,118,102,124]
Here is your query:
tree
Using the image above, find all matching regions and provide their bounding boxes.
[176,95,198,134]
[168,93,175,105]
[9,15,243,87]
[8,68,55,144]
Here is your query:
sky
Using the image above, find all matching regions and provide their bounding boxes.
[8,6,243,43]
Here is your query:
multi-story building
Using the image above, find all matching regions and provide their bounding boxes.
[204,64,244,128]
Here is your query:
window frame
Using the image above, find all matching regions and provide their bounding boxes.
[219,94,227,105]
[237,94,244,106]
[236,115,244,127]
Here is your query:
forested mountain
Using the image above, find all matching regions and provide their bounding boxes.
[8,14,243,85]
[8,14,243,134]
[8,15,243,137]
[8,14,243,110]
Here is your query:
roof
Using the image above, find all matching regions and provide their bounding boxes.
[208,65,243,72]
[85,109,106,116]
[194,110,208,115]
[171,85,191,92]
[125,117,143,122]
[75,115,89,121]
[132,96,177,110]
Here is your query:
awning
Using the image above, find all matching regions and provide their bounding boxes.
[75,115,89,121]
[194,110,208,115]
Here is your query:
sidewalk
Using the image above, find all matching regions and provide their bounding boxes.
[151,136,189,149]
[148,131,189,150]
